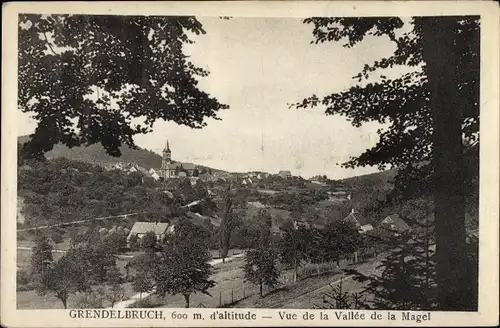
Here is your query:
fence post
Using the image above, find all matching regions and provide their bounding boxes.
[243,285,245,298]
[219,292,222,307]
[231,289,234,304]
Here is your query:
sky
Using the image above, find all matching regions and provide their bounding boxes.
[18,17,410,179]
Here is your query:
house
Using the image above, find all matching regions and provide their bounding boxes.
[378,214,410,234]
[277,170,292,179]
[343,209,374,234]
[151,171,160,181]
[256,173,269,179]
[127,221,172,243]
[189,177,199,186]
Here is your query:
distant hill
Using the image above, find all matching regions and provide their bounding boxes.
[18,135,225,173]
[340,169,397,191]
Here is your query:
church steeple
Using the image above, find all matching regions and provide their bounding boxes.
[162,139,172,164]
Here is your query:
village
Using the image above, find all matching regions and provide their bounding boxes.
[16,137,417,310]
[13,13,481,315]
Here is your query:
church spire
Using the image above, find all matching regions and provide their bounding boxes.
[164,139,171,152]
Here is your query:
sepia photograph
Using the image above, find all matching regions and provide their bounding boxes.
[2,1,499,327]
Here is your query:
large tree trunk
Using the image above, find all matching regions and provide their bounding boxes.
[183,294,190,308]
[421,17,470,311]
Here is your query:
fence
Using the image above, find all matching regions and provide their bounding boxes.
[217,283,256,307]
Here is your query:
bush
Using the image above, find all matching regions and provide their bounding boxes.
[17,269,31,286]
[74,288,105,309]
[17,282,35,292]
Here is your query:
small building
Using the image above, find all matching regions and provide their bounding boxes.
[277,170,292,179]
[379,214,410,234]
[344,209,374,234]
[127,221,171,243]
[151,171,160,181]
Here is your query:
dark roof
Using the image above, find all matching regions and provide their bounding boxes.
[165,163,195,170]
[380,214,410,232]
[278,170,292,176]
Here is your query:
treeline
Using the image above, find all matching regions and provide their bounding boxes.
[17,157,215,229]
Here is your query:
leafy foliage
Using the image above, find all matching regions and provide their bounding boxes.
[33,248,90,308]
[141,231,157,252]
[17,157,184,228]
[18,15,229,159]
[294,17,479,198]
[243,247,280,297]
[279,224,314,282]
[315,220,361,265]
[155,220,216,307]
[295,16,480,310]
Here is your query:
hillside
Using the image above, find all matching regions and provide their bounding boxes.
[340,169,397,190]
[18,135,225,173]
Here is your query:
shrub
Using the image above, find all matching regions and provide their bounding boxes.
[17,269,31,286]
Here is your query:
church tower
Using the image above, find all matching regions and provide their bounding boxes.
[161,140,172,179]
[163,140,172,163]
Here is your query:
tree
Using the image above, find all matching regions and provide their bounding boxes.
[243,247,280,297]
[104,283,125,308]
[141,231,157,252]
[132,271,155,300]
[36,251,89,308]
[317,277,368,310]
[346,232,437,310]
[155,221,216,308]
[74,231,118,284]
[318,220,361,266]
[293,16,479,310]
[31,233,53,278]
[129,234,140,251]
[104,231,127,254]
[279,224,312,282]
[18,14,229,159]
[255,208,273,247]
[218,183,243,262]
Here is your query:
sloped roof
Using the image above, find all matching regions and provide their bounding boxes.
[278,170,292,176]
[381,214,410,231]
[129,222,170,235]
[359,224,374,233]
[165,163,196,170]
[344,212,369,227]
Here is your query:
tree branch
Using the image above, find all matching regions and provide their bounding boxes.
[43,32,57,55]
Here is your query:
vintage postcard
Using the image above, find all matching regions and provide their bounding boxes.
[1,1,499,327]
